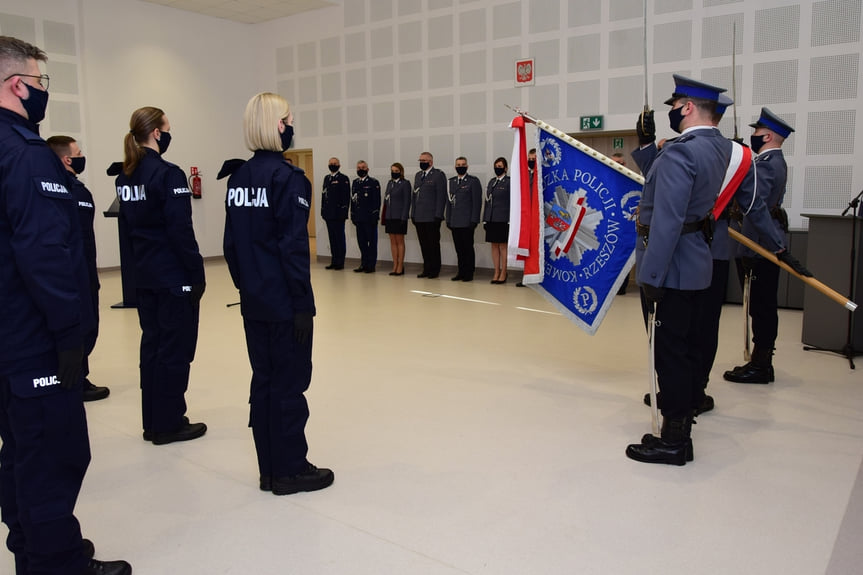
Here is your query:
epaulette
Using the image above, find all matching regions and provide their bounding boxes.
[12,124,43,143]
[106,162,123,176]
[675,133,695,144]
[217,159,246,180]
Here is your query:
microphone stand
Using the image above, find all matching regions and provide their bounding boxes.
[804,190,863,368]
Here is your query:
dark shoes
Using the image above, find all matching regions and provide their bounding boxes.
[452,275,463,281]
[417,272,428,278]
[83,558,132,575]
[626,417,692,466]
[633,434,694,464]
[515,281,525,287]
[83,379,110,402]
[150,421,207,445]
[353,266,365,273]
[271,463,334,495]
[642,393,714,415]
[723,363,774,384]
[326,263,344,270]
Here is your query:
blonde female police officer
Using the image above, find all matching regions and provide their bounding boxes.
[221,93,334,495]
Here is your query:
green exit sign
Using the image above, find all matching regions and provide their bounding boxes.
[580,115,604,130]
[613,137,625,149]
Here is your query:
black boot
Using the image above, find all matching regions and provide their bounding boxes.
[83,558,132,575]
[723,347,774,384]
[627,415,692,466]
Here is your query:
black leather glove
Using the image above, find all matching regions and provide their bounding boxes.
[777,251,813,277]
[189,282,206,304]
[641,284,665,304]
[57,347,83,390]
[293,311,314,345]
[731,136,747,147]
[636,110,655,146]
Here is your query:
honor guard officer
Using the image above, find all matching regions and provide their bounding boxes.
[115,106,207,446]
[724,108,797,384]
[321,157,350,269]
[445,156,482,281]
[626,75,738,466]
[350,160,381,273]
[411,151,447,278]
[221,92,333,495]
[47,135,111,402]
[0,36,131,575]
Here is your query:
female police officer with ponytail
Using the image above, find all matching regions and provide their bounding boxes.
[115,106,207,446]
[221,93,334,495]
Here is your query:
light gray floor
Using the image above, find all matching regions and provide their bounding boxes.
[7,258,862,574]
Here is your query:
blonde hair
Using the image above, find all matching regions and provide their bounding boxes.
[123,106,165,176]
[244,92,290,152]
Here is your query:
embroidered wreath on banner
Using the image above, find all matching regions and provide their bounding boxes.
[572,285,598,315]
[540,138,562,168]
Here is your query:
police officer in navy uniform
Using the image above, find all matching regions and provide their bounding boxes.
[350,160,381,273]
[47,135,111,403]
[724,108,797,384]
[321,156,350,269]
[221,92,333,495]
[484,158,511,284]
[446,156,482,281]
[412,151,447,278]
[626,75,739,466]
[115,106,206,446]
[0,35,131,575]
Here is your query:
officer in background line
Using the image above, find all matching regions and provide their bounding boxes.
[350,160,381,273]
[321,156,350,270]
[412,151,447,279]
[724,108,797,384]
[222,92,333,495]
[0,35,131,575]
[46,135,111,403]
[446,156,482,282]
[115,106,206,446]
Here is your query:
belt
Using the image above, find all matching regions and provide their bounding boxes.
[637,219,706,238]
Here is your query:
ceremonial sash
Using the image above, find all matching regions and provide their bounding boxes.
[712,141,752,219]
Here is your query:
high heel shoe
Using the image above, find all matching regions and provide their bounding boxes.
[499,274,507,284]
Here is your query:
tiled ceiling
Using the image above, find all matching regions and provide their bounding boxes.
[138,0,338,24]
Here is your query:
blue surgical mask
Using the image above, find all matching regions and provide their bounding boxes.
[21,83,48,125]
[156,131,172,154]
[668,106,684,134]
[280,125,294,150]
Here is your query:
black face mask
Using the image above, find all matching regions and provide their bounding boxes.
[419,161,430,171]
[455,166,467,176]
[21,84,49,125]
[156,131,172,154]
[527,159,536,170]
[494,166,505,177]
[391,172,401,180]
[668,106,684,134]
[280,125,293,150]
[356,169,368,178]
[329,164,340,173]
[750,135,766,153]
[70,156,86,174]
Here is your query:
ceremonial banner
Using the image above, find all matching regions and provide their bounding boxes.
[525,123,643,335]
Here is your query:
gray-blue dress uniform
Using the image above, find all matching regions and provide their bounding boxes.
[411,167,447,277]
[446,173,482,279]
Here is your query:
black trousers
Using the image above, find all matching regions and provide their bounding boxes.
[694,259,730,389]
[414,220,442,276]
[244,318,312,478]
[654,288,709,419]
[324,218,346,267]
[735,257,780,353]
[450,226,475,278]
[354,220,378,270]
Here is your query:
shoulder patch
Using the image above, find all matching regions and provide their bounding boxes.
[218,159,246,180]
[297,195,310,209]
[33,176,73,199]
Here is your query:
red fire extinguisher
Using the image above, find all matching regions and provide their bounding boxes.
[190,166,202,199]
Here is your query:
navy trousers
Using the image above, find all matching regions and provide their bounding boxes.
[136,287,200,434]
[0,354,90,575]
[243,318,312,479]
[324,218,347,267]
[354,220,378,271]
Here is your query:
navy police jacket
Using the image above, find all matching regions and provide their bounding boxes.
[445,174,482,228]
[483,175,511,223]
[0,108,92,362]
[115,149,204,290]
[223,150,315,322]
[68,174,99,291]
[384,178,411,222]
[350,176,381,223]
[321,171,350,220]
[738,149,788,259]
[411,167,447,222]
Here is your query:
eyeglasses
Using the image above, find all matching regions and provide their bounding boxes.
[3,73,50,90]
